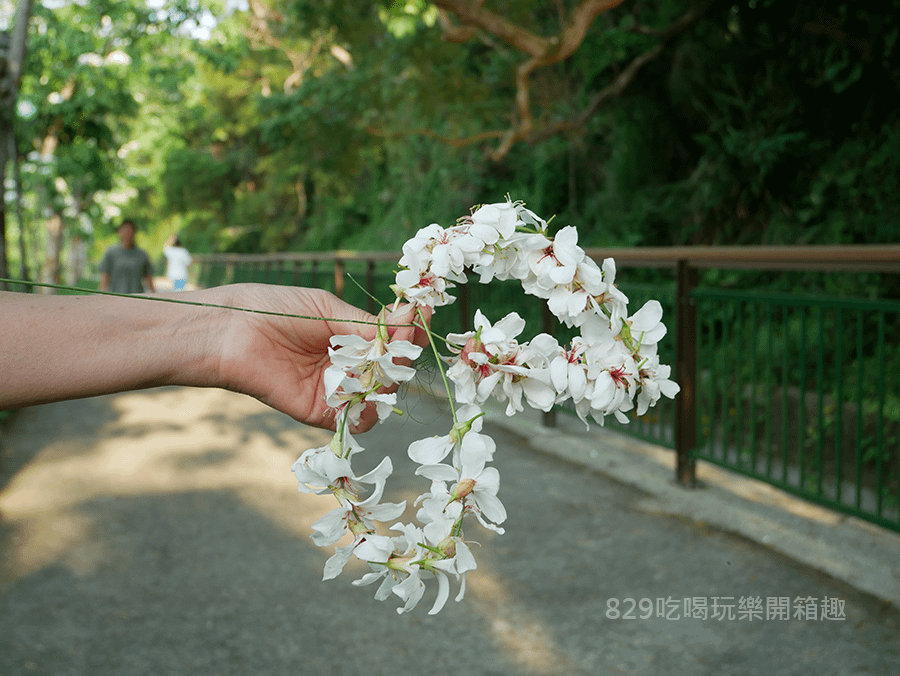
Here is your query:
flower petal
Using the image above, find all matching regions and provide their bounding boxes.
[415,463,459,483]
[408,435,454,465]
[429,571,451,615]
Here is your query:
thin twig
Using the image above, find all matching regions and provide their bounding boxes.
[0,278,413,328]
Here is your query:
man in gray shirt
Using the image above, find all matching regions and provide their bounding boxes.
[99,219,155,294]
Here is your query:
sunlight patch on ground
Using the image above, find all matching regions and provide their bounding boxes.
[0,388,334,582]
[466,565,576,674]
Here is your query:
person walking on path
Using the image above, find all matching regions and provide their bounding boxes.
[163,234,192,291]
[98,219,155,294]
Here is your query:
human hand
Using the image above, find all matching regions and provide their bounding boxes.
[207,284,430,433]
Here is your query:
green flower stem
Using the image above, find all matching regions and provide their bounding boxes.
[417,307,457,424]
[450,513,465,538]
[0,278,408,328]
[338,404,354,458]
[416,542,445,556]
[597,300,643,356]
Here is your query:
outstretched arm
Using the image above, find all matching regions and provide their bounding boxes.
[0,284,429,433]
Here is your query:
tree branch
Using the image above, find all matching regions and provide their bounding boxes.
[528,42,666,144]
[245,0,351,92]
[436,7,477,43]
[433,0,550,56]
[366,125,507,148]
[418,0,713,160]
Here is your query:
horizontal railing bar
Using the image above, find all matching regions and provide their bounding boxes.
[581,246,900,272]
[193,251,399,264]
[194,245,900,273]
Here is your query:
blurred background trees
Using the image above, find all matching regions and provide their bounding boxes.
[1,0,897,286]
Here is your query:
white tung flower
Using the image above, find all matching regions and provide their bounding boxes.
[545,335,589,404]
[393,265,457,307]
[407,405,488,467]
[416,434,507,532]
[625,300,668,353]
[427,538,478,615]
[309,456,405,548]
[588,258,629,330]
[354,523,429,614]
[328,333,421,388]
[465,202,519,246]
[323,532,394,581]
[521,226,606,326]
[445,310,525,406]
[635,354,680,416]
[585,341,637,424]
[399,223,483,282]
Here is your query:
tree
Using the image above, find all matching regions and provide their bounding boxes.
[12,0,896,270]
[15,0,205,287]
[0,0,33,290]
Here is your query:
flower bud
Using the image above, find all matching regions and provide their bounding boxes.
[451,478,476,501]
[348,512,374,536]
[448,410,485,444]
[460,334,484,367]
[436,536,457,558]
[328,431,344,457]
[387,554,415,571]
[358,367,377,390]
[449,419,471,444]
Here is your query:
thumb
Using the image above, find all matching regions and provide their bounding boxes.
[319,291,379,340]
[382,302,431,348]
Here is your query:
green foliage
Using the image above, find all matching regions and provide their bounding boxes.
[9,0,900,293]
[601,0,900,248]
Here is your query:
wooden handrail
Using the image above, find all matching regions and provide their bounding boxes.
[194,244,900,273]
[582,245,900,272]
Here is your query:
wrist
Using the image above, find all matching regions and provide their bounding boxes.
[166,286,236,391]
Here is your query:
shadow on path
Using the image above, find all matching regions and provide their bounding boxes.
[1,387,898,676]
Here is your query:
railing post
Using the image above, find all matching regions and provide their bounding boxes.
[675,259,699,487]
[542,302,558,428]
[458,275,471,332]
[334,257,345,299]
[366,260,376,315]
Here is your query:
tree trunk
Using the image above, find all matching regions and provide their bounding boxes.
[0,32,11,290]
[0,0,34,291]
[11,131,29,290]
[37,77,76,293]
[42,210,64,289]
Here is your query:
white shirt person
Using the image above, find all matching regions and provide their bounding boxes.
[163,235,193,291]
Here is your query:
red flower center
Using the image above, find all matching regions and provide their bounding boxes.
[609,366,629,388]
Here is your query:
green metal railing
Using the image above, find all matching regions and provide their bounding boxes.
[193,245,900,532]
[694,289,900,531]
